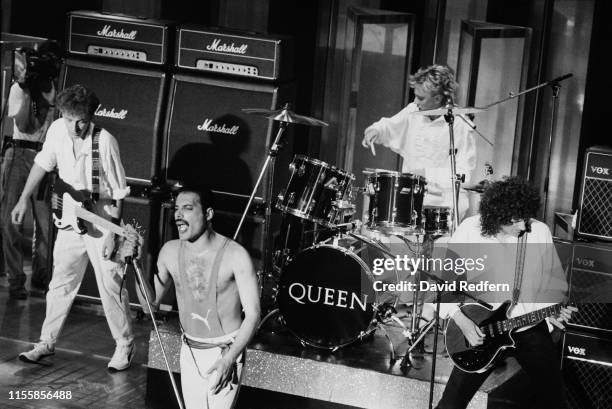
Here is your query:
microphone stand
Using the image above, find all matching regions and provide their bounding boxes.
[482,73,573,219]
[126,258,185,409]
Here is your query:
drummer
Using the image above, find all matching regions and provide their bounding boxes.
[361,64,476,221]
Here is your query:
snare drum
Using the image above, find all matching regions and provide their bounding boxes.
[277,243,398,349]
[364,170,427,234]
[422,206,452,235]
[276,155,354,226]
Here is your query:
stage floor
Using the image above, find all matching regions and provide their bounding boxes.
[1,274,535,409]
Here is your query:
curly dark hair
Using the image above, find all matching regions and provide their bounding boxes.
[479,176,540,236]
[56,84,99,118]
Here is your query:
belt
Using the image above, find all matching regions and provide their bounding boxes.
[182,334,233,350]
[2,137,43,151]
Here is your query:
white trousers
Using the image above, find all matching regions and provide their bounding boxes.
[40,228,133,346]
[180,334,243,409]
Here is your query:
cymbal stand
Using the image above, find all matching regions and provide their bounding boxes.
[444,105,462,233]
[234,121,288,289]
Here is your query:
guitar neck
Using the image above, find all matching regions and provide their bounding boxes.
[504,304,563,331]
[74,207,126,237]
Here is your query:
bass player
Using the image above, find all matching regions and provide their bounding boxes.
[11,84,137,372]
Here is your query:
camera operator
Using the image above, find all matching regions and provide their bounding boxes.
[0,41,60,299]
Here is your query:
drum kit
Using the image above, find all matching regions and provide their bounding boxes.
[235,103,460,361]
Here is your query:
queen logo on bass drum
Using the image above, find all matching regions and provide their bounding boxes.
[287,283,368,311]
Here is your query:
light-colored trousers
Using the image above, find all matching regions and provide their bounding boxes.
[40,227,133,346]
[180,333,243,409]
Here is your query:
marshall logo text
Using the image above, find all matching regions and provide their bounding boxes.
[97,25,138,40]
[95,106,128,120]
[288,283,368,311]
[197,118,239,135]
[206,38,248,55]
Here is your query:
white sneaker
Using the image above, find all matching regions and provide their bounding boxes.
[107,343,135,372]
[19,342,55,363]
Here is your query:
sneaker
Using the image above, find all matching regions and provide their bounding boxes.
[107,343,135,372]
[19,342,55,363]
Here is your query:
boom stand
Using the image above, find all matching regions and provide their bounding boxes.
[234,121,288,285]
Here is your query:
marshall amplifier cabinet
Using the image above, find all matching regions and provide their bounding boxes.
[66,10,175,66]
[162,73,294,204]
[60,58,168,185]
[568,242,612,333]
[176,25,293,81]
[562,331,612,409]
[577,146,612,241]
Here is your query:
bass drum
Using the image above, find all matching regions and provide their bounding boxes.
[277,243,398,349]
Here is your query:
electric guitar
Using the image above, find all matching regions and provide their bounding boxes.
[50,177,132,239]
[445,301,564,373]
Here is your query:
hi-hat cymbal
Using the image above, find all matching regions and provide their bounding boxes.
[412,106,485,116]
[242,103,328,127]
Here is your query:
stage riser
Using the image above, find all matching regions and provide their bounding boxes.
[147,327,491,409]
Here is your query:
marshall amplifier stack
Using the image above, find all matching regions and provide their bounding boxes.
[161,24,296,273]
[62,10,176,302]
[62,10,176,185]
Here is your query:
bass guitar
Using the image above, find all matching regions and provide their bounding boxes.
[445,301,564,373]
[50,177,130,238]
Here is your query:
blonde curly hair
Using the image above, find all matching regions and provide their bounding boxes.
[409,64,458,104]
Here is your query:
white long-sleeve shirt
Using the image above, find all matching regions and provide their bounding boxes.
[368,102,477,212]
[35,118,130,201]
[8,82,55,142]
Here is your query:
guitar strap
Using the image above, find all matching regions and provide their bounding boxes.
[91,126,102,202]
[512,232,528,305]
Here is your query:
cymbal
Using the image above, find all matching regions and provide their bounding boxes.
[242,104,328,127]
[412,106,485,116]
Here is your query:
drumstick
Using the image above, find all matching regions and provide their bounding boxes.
[370,142,376,156]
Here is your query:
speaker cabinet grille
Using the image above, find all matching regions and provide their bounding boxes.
[162,74,294,204]
[569,243,612,332]
[562,331,612,409]
[577,147,612,241]
[60,58,167,185]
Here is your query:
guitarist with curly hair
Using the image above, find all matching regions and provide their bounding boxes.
[435,177,577,409]
[11,84,137,372]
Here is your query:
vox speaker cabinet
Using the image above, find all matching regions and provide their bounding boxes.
[175,25,293,81]
[562,331,612,409]
[66,10,175,66]
[577,146,612,241]
[162,73,294,205]
[60,58,168,185]
[76,195,162,306]
[568,242,612,333]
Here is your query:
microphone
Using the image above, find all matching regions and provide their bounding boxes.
[546,73,573,86]
[332,220,362,231]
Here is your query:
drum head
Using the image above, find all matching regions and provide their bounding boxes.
[278,244,396,349]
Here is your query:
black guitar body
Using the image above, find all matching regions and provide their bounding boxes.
[445,301,515,373]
